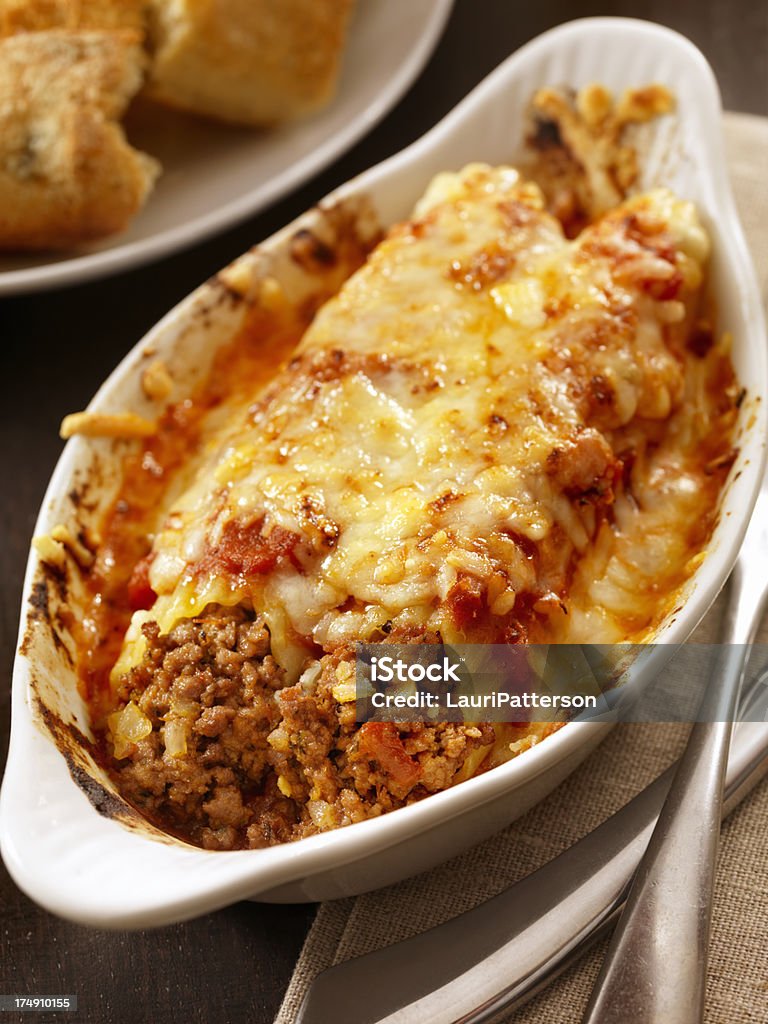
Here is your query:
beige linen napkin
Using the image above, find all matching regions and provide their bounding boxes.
[275,112,768,1024]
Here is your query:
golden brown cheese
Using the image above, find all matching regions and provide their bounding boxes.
[111,164,733,683]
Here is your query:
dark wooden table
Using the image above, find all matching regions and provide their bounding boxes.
[1,3,766,1022]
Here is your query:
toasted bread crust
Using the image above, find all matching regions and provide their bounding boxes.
[0,0,145,35]
[0,29,159,250]
[145,0,356,126]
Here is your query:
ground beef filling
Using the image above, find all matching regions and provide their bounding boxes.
[109,606,496,849]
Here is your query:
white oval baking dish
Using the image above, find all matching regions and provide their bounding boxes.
[2,17,766,927]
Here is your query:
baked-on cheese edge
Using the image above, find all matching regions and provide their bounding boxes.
[112,164,735,682]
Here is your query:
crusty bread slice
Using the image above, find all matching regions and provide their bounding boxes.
[144,0,356,126]
[0,0,145,35]
[0,29,159,250]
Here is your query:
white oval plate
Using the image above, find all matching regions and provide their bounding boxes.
[1,18,766,928]
[0,0,453,297]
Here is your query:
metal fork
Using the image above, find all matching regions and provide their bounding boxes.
[582,485,768,1024]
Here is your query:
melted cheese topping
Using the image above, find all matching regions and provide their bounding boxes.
[113,164,732,681]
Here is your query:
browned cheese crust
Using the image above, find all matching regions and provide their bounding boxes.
[526,83,675,236]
